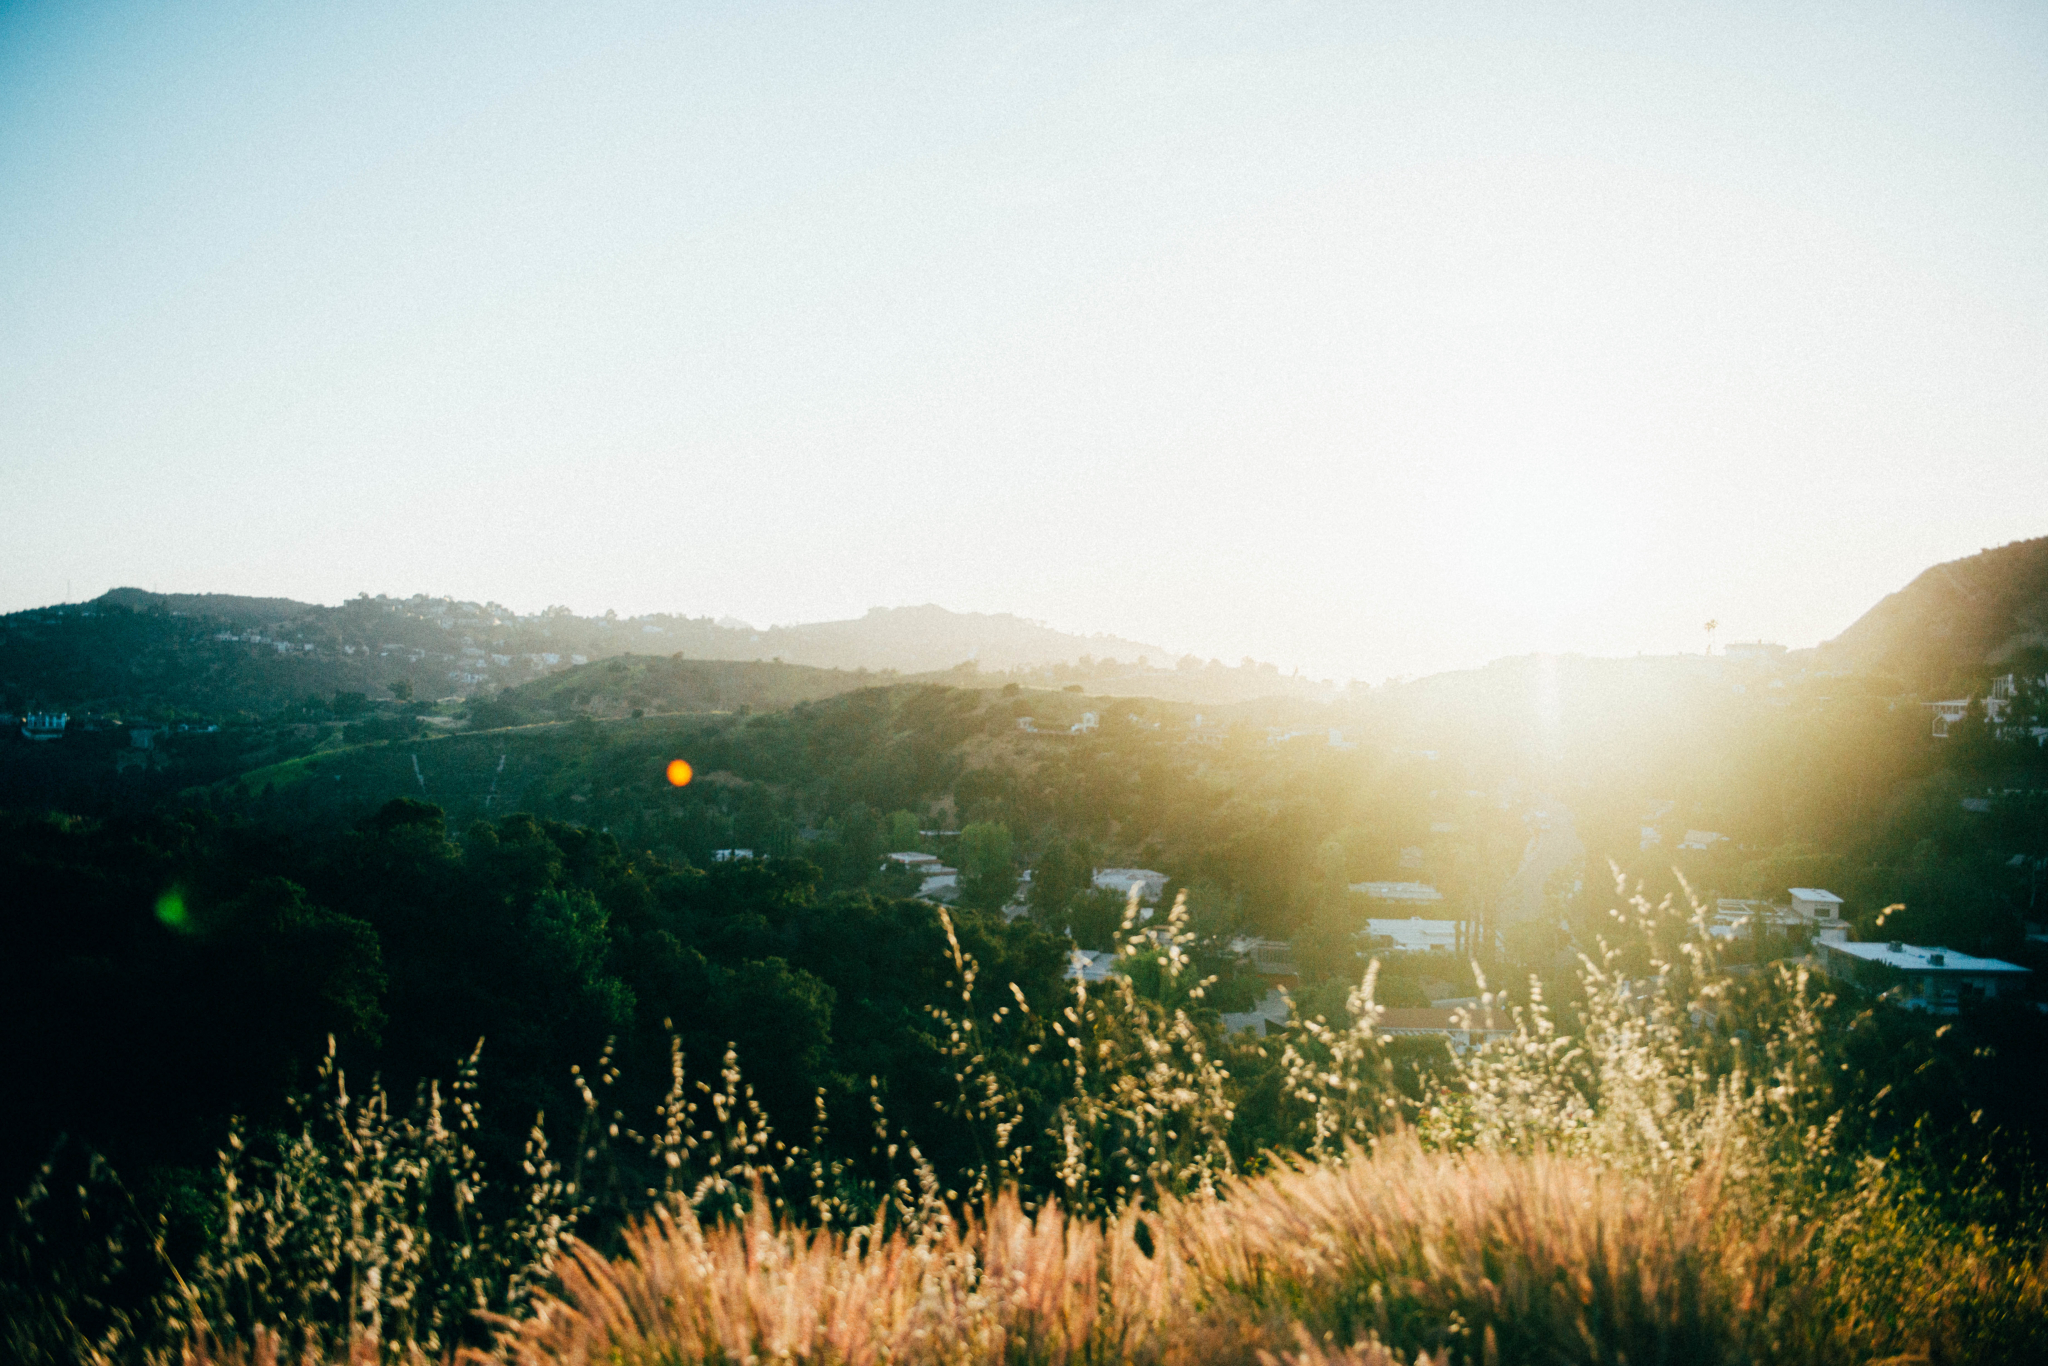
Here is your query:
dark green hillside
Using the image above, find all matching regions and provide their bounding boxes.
[1811,535,2048,692]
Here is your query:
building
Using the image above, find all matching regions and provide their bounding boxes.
[1222,986,1293,1037]
[1064,948,1117,984]
[1787,888,1845,931]
[1357,917,1460,954]
[1373,1007,1512,1053]
[887,851,959,899]
[1093,868,1168,902]
[1230,936,1299,980]
[1679,829,1728,851]
[1709,888,1847,944]
[1816,939,2030,1013]
[20,712,67,741]
[1351,881,1445,907]
[711,848,755,861]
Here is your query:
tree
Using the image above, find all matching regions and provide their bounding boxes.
[1027,838,1090,925]
[956,821,1016,911]
[885,810,923,852]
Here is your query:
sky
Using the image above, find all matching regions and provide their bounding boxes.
[3,1,2044,682]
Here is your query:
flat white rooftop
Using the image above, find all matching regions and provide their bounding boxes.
[1821,941,2027,974]
[1788,888,1843,904]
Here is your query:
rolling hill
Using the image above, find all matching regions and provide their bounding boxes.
[1808,536,2048,691]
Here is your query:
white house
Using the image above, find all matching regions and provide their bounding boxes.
[21,712,67,741]
[1815,939,2030,1014]
[711,848,755,862]
[1788,888,1845,929]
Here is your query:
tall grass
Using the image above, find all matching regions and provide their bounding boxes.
[21,879,2048,1364]
[497,1138,1806,1366]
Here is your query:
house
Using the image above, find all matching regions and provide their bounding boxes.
[1924,698,1974,738]
[1815,939,2030,1013]
[20,712,67,741]
[1787,888,1845,932]
[1351,881,1445,907]
[1358,917,1460,955]
[1064,949,1117,984]
[711,848,756,861]
[1707,899,1802,940]
[1222,986,1293,1037]
[1373,1007,1512,1053]
[1230,936,1299,980]
[1679,829,1728,850]
[1093,868,1168,902]
[1070,712,1098,734]
[1709,888,1847,945]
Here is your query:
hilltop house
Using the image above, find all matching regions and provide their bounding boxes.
[20,712,67,741]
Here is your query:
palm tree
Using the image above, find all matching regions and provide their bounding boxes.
[1704,619,1718,655]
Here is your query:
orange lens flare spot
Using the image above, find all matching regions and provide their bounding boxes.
[665,759,694,787]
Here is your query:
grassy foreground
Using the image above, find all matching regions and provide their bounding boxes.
[188,1134,2035,1366]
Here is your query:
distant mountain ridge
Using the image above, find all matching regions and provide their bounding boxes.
[0,590,1187,716]
[80,592,1168,674]
[1809,536,2048,690]
[711,604,1167,673]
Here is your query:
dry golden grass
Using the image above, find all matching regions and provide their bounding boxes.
[489,1136,1804,1366]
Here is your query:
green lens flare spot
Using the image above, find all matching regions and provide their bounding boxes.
[156,890,190,931]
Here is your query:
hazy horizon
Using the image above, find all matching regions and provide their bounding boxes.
[6,2,2045,681]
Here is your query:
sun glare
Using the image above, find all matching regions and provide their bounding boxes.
[665,758,694,787]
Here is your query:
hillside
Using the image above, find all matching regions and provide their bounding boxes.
[731,604,1164,672]
[1809,535,2048,691]
[0,590,1304,719]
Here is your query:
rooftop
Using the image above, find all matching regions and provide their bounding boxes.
[1352,881,1444,903]
[1822,941,2029,974]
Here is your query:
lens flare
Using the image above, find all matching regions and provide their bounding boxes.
[156,889,190,932]
[665,758,694,787]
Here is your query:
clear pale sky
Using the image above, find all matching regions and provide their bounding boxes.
[4,2,2044,681]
